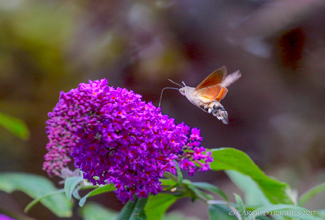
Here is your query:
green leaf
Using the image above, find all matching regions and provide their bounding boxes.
[234,194,246,220]
[190,182,228,201]
[79,184,116,207]
[209,148,292,204]
[0,173,72,217]
[0,112,30,140]
[164,161,183,191]
[246,204,324,220]
[247,216,271,220]
[117,196,148,220]
[209,204,238,220]
[117,199,137,220]
[226,170,271,207]
[24,189,65,213]
[145,194,178,220]
[80,202,118,220]
[298,182,325,207]
[315,209,325,218]
[160,179,176,186]
[64,176,83,201]
[73,188,81,200]
[163,212,201,220]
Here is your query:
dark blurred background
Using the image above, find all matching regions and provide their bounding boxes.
[1,0,325,219]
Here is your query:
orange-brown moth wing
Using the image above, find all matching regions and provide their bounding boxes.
[215,87,228,102]
[194,66,227,91]
[194,85,222,102]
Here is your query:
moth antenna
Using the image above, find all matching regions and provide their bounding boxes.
[182,81,186,86]
[167,79,183,88]
[159,87,179,107]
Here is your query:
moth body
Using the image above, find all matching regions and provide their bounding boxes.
[179,86,229,124]
[179,86,201,107]
[177,66,241,124]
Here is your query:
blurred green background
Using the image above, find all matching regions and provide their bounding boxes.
[1,0,325,219]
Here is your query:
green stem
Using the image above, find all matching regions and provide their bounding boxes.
[24,189,65,213]
[163,172,187,189]
[163,172,208,205]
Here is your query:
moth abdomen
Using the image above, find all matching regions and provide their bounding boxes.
[213,109,228,124]
[203,101,228,124]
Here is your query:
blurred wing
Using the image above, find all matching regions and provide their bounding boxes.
[220,70,241,88]
[194,85,222,102]
[195,66,227,91]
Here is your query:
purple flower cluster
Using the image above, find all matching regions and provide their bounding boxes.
[44,79,213,203]
[0,214,16,220]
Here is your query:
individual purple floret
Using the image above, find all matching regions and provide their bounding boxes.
[44,79,213,203]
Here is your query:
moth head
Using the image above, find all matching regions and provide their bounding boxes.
[179,87,186,96]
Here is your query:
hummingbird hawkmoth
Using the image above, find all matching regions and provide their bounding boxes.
[160,66,241,124]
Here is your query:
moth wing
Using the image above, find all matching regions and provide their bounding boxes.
[215,87,228,102]
[220,70,241,88]
[194,85,223,102]
[195,66,227,91]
